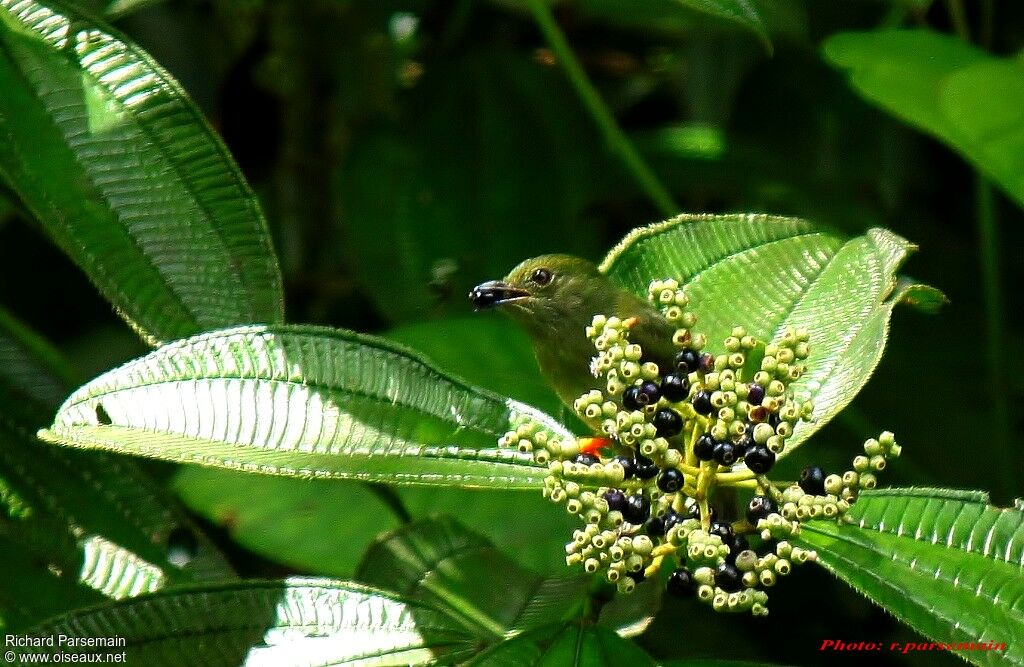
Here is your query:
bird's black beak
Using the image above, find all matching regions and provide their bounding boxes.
[469,280,530,310]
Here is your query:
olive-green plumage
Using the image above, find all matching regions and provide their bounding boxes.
[470,254,676,409]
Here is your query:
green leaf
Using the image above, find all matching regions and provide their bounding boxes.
[356,516,588,640]
[466,623,656,666]
[674,0,769,48]
[173,467,402,578]
[0,309,233,630]
[600,214,943,457]
[39,324,568,488]
[16,579,478,666]
[824,30,1024,211]
[0,0,283,345]
[386,315,572,429]
[356,518,589,639]
[399,487,580,576]
[795,487,1024,667]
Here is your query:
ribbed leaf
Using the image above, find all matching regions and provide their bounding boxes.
[0,0,283,345]
[39,325,567,488]
[15,579,477,666]
[386,315,566,423]
[466,623,656,666]
[356,516,588,640]
[0,308,234,630]
[824,30,1024,211]
[173,467,402,578]
[795,488,1024,667]
[600,214,943,456]
[675,0,769,48]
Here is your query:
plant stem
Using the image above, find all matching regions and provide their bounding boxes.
[525,0,678,217]
[975,176,1010,493]
[367,483,412,524]
[947,0,971,41]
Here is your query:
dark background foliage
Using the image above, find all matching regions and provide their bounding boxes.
[1,1,1021,664]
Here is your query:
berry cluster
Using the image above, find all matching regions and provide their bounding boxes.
[498,279,902,615]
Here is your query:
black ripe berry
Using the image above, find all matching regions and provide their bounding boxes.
[633,455,659,480]
[624,381,660,410]
[700,353,714,372]
[666,568,695,598]
[663,510,684,533]
[746,495,778,524]
[660,373,689,402]
[623,494,651,524]
[715,563,743,592]
[736,434,755,456]
[692,391,713,415]
[746,383,765,406]
[675,348,701,375]
[657,468,685,493]
[614,456,636,478]
[644,516,666,537]
[574,452,600,466]
[694,434,716,461]
[603,489,627,513]
[654,408,683,437]
[725,534,750,563]
[622,386,643,410]
[709,520,734,541]
[744,444,775,473]
[713,440,738,466]
[799,465,827,495]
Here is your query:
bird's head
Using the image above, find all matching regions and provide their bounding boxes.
[469,254,605,336]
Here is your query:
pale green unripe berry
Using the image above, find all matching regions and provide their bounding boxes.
[753,423,774,444]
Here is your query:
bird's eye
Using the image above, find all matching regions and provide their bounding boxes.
[530,268,553,286]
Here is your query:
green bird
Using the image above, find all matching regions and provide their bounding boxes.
[469,254,677,410]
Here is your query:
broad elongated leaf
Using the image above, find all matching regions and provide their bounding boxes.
[356,516,589,640]
[795,488,1024,667]
[16,579,478,666]
[0,308,234,630]
[173,467,402,578]
[674,0,769,47]
[386,315,565,422]
[0,0,283,345]
[824,30,1024,211]
[600,214,943,456]
[398,487,581,575]
[39,325,568,488]
[466,623,656,666]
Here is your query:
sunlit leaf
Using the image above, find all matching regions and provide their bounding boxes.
[600,214,943,457]
[39,325,568,489]
[466,622,657,666]
[825,30,1024,211]
[356,516,588,640]
[15,579,478,666]
[795,487,1024,667]
[386,314,572,429]
[0,307,233,630]
[0,0,283,345]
